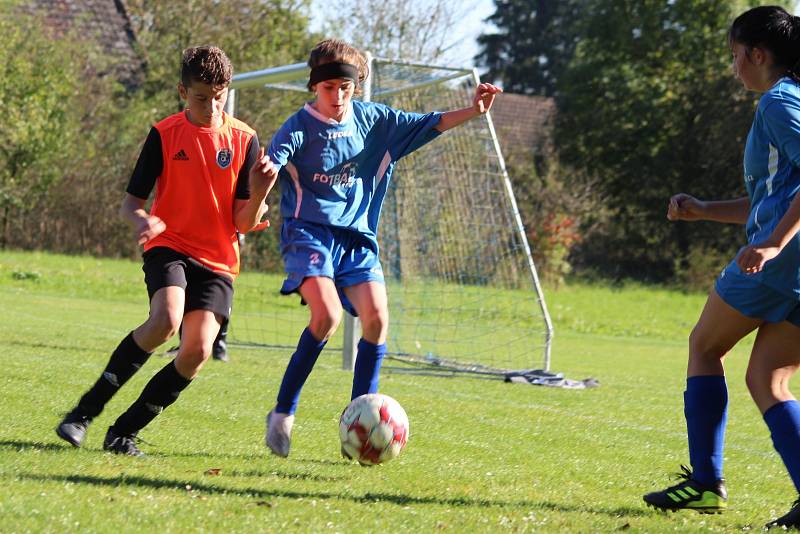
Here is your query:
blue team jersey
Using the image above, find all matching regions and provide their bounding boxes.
[737,77,800,296]
[268,100,442,239]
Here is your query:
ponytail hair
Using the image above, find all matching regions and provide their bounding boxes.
[729,6,800,82]
[791,15,800,81]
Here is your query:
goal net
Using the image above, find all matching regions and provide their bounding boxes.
[226,58,554,375]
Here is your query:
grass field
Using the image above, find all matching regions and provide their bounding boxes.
[0,250,796,532]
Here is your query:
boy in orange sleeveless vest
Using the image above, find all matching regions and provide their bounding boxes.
[56,45,277,455]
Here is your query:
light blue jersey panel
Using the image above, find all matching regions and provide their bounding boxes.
[730,77,800,297]
[268,100,442,240]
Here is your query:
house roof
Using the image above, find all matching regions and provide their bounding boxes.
[24,0,143,88]
[489,93,555,158]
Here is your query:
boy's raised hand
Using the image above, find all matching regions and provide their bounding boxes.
[250,147,278,198]
[473,83,502,114]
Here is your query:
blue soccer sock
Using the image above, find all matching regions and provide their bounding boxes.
[351,339,386,400]
[275,328,327,415]
[684,375,728,485]
[763,400,800,493]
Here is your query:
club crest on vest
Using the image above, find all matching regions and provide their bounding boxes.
[216,148,233,169]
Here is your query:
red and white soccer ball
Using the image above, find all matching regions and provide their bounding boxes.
[339,393,409,465]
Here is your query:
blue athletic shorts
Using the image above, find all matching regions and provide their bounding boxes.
[715,262,800,326]
[279,219,385,316]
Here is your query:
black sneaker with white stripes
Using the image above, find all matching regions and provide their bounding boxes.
[55,409,91,447]
[102,427,144,456]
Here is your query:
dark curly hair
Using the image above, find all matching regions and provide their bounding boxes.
[180,45,233,88]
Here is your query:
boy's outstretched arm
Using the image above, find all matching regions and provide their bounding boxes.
[434,83,502,132]
[235,147,278,233]
[120,193,165,245]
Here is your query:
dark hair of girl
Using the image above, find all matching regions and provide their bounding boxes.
[729,5,800,82]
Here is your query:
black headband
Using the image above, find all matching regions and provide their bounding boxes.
[309,62,359,87]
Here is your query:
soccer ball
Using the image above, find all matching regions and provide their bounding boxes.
[339,393,409,465]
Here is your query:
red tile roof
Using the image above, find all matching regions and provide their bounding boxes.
[24,0,143,87]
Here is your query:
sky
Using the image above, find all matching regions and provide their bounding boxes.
[442,0,496,66]
[311,0,799,68]
[310,0,496,68]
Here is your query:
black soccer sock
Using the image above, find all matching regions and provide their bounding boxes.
[76,332,152,419]
[217,317,229,343]
[111,360,191,437]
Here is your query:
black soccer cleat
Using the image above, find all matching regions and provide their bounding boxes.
[212,338,229,362]
[103,427,144,456]
[643,465,727,514]
[55,409,91,447]
[766,498,800,529]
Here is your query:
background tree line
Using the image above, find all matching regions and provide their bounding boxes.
[478,0,794,287]
[1,0,790,287]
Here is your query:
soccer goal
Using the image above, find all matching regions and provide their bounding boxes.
[225,57,554,376]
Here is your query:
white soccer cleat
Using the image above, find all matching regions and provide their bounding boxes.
[265,409,294,457]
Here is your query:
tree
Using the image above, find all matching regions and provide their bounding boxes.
[0,4,88,248]
[315,0,468,63]
[555,0,777,282]
[476,0,585,96]
[126,0,315,124]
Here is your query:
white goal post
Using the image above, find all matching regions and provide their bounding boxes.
[225,57,554,375]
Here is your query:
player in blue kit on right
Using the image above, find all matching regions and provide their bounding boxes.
[643,6,800,529]
[263,38,501,458]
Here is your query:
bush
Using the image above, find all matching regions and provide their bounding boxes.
[506,150,606,287]
[673,244,730,293]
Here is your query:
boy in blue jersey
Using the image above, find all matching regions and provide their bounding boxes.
[263,39,501,458]
[642,6,800,529]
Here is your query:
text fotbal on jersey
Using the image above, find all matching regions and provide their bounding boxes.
[312,162,359,188]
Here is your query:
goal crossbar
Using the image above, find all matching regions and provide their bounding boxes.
[231,59,473,97]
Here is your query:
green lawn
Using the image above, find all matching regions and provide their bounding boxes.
[0,250,794,532]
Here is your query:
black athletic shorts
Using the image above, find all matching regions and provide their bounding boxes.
[142,247,234,319]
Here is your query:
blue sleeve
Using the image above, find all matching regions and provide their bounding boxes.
[267,117,304,171]
[761,96,800,168]
[383,107,443,160]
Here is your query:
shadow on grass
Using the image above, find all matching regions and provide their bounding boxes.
[228,468,345,482]
[6,338,97,353]
[293,457,354,467]
[0,439,75,453]
[12,472,648,517]
[0,438,353,468]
